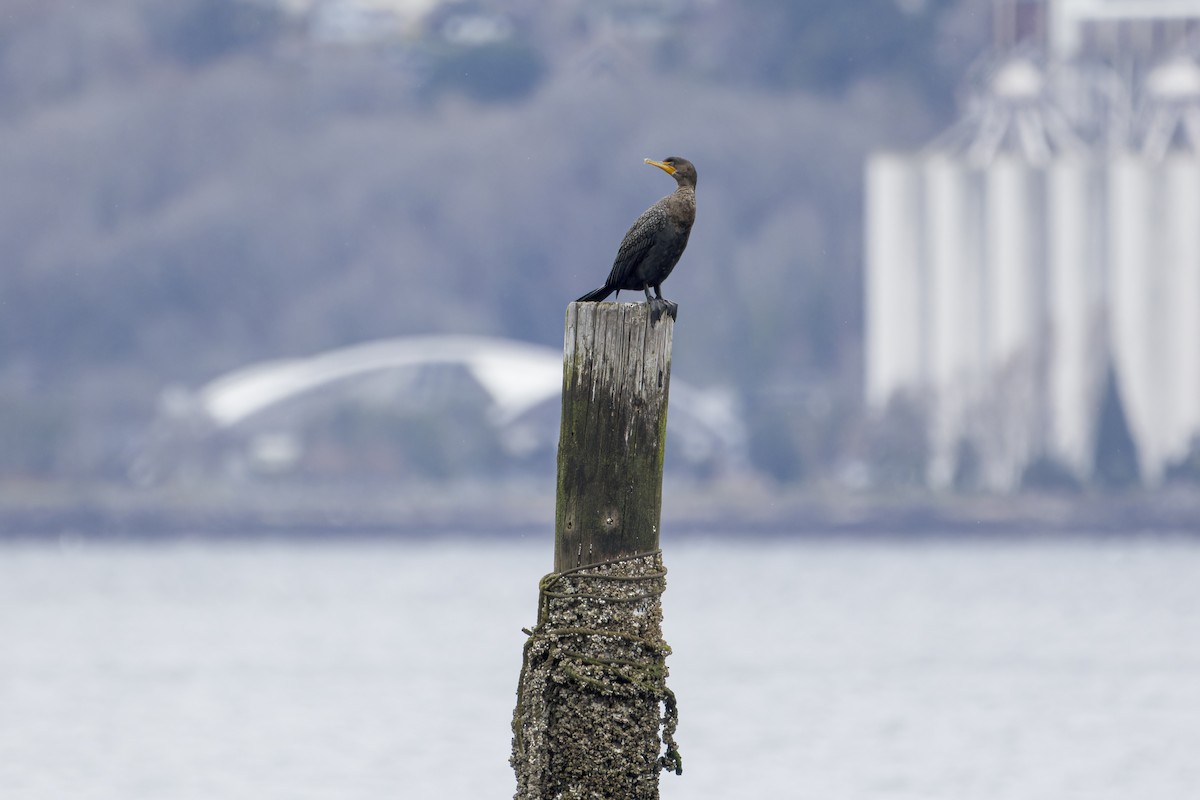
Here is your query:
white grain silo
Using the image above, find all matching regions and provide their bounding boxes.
[924,155,987,487]
[865,53,1109,491]
[978,156,1046,488]
[865,6,1200,493]
[1108,154,1161,481]
[1045,158,1106,477]
[1162,157,1200,464]
[865,154,926,410]
[1114,54,1200,482]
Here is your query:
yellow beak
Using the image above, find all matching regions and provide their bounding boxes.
[644,158,677,175]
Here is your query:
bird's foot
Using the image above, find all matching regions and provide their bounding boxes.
[648,298,678,325]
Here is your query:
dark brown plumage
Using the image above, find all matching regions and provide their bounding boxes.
[577,156,697,323]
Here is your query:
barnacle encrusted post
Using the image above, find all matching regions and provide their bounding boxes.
[511,301,680,799]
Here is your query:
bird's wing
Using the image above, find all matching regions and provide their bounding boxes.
[604,202,667,288]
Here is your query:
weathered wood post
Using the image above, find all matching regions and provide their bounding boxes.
[555,301,673,569]
[512,301,681,800]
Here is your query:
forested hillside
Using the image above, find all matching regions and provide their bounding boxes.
[0,0,986,482]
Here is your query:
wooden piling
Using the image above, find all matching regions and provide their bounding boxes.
[511,301,681,799]
[554,301,674,570]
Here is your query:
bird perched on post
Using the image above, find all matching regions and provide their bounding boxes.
[577,156,697,323]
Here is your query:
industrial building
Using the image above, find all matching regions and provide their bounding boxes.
[865,0,1200,490]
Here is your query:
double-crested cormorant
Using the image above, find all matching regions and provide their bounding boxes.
[577,156,697,323]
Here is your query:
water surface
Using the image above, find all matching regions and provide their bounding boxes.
[3,535,1198,799]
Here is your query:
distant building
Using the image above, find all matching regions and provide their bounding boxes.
[138,336,748,485]
[865,0,1200,490]
[264,0,444,43]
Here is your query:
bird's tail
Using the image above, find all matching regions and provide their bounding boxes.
[576,286,614,303]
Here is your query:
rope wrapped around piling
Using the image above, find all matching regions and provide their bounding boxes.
[511,550,681,800]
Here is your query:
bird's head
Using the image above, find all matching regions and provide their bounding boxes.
[645,156,697,189]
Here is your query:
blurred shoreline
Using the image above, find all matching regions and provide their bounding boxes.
[4,479,1200,540]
